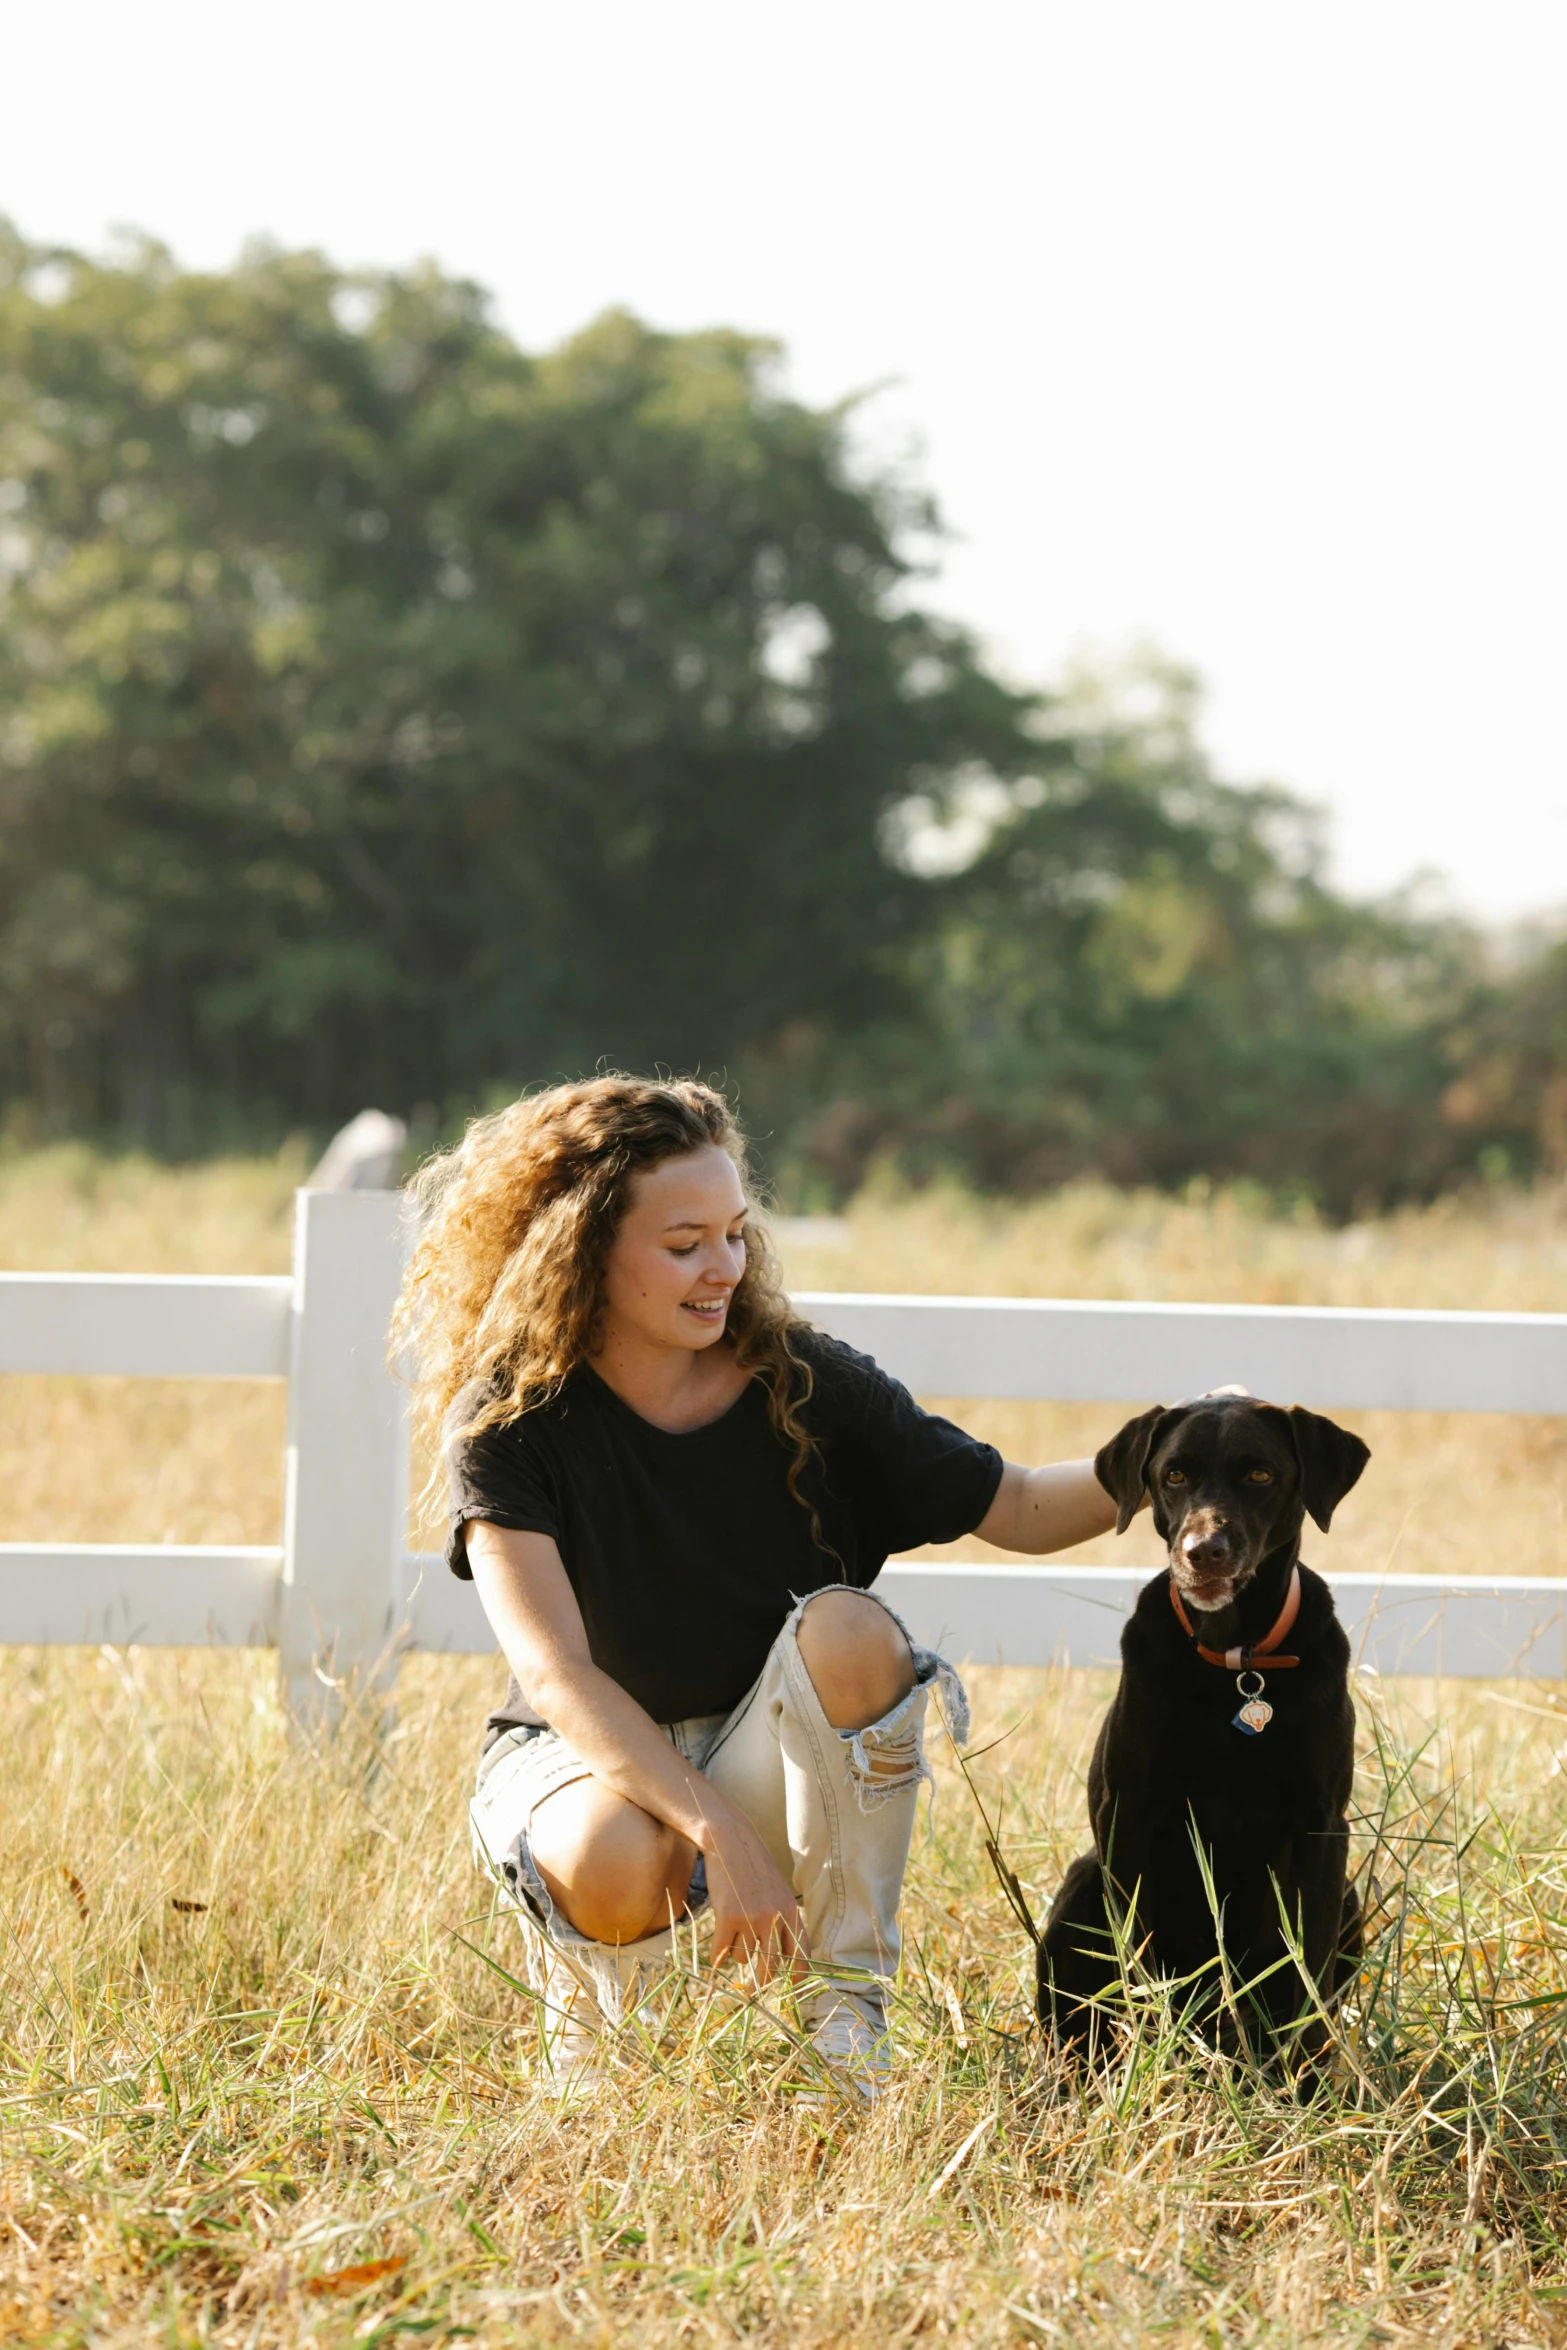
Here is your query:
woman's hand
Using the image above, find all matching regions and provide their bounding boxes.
[703,1809,808,1981]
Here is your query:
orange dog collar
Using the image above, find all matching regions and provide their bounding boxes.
[1168,1562,1301,1671]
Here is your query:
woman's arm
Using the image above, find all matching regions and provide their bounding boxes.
[465,1521,805,1973]
[973,1457,1121,1554]
[974,1387,1250,1553]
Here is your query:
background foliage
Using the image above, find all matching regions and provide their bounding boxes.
[1,223,1559,1210]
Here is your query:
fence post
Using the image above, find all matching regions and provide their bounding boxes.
[279,1188,408,1724]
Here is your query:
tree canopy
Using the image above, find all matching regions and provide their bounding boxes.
[0,223,1557,1209]
[789,656,1477,1210]
[0,225,1027,1139]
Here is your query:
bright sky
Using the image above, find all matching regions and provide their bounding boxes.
[6,0,1564,920]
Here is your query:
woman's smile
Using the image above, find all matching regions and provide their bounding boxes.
[681,1292,731,1324]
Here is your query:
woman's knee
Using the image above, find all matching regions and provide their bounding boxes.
[796,1588,916,1731]
[529,1778,695,1945]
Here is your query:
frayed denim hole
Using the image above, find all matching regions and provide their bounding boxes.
[840,1712,931,1813]
[913,1648,970,1749]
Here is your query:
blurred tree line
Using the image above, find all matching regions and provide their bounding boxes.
[0,223,1560,1214]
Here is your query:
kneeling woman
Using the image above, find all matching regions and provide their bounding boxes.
[398,1076,1121,2093]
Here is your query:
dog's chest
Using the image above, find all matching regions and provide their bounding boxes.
[1131,1667,1319,1798]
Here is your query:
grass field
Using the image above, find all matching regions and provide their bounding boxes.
[2,1150,1567,2344]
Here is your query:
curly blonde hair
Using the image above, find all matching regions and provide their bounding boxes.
[394,1073,836,1560]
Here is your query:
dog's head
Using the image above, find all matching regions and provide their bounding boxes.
[1095,1395,1369,1613]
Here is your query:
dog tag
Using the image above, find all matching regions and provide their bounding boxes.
[1233,1669,1272,1736]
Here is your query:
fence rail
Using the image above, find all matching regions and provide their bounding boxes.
[2,1194,1564,1712]
[0,1272,292,1379]
[0,1544,282,1648]
[789,1291,1567,1415]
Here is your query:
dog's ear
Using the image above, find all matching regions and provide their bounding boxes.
[1287,1408,1370,1532]
[1095,1405,1182,1535]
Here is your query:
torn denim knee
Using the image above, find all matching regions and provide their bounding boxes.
[787,1588,970,1748]
[839,1639,970,1813]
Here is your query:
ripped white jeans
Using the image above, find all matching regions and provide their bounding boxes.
[470,1586,968,1993]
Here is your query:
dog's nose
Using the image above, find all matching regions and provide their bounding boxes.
[1181,1528,1232,1571]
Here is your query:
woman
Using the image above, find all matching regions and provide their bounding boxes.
[398,1074,1123,2096]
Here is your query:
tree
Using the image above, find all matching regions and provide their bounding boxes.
[785,654,1480,1215]
[0,224,1030,1145]
[1437,930,1567,1181]
[3,223,1558,1209]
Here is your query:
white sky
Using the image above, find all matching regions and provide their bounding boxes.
[6,0,1564,920]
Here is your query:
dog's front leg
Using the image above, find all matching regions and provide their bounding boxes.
[1291,1811,1351,1987]
[1088,1732,1159,1930]
[1270,1810,1354,2069]
[1037,1853,1117,2054]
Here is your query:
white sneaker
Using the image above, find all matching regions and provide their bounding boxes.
[525,1928,679,2094]
[510,1931,603,2093]
[801,1984,891,2104]
[534,1966,607,2095]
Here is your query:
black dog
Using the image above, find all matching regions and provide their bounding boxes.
[1037,1395,1369,2067]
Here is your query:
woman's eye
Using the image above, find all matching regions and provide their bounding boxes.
[1245,1468,1273,1485]
[1163,1467,1187,1486]
[669,1243,698,1258]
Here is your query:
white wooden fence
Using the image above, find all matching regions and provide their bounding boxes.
[3,1188,1566,1715]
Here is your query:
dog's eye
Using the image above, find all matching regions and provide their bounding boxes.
[1163,1467,1187,1486]
[1245,1468,1274,1485]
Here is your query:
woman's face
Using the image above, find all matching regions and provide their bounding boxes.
[598,1145,750,1355]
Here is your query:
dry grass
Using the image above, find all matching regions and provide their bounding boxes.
[2,1650,1566,2346]
[2,1152,1567,2343]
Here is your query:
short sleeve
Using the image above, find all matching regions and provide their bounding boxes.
[805,1335,1003,1557]
[442,1385,560,1581]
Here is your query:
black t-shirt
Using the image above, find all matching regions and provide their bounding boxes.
[444,1327,1003,1740]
